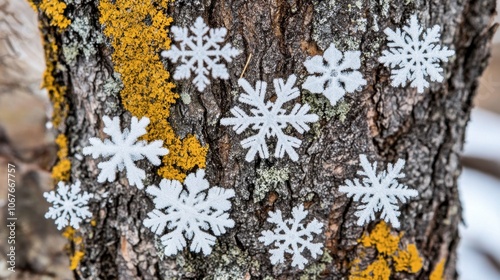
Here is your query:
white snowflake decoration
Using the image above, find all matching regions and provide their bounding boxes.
[44,180,93,230]
[339,154,418,228]
[303,43,366,106]
[220,74,319,162]
[143,169,235,256]
[161,16,241,92]
[259,205,324,269]
[82,116,168,190]
[378,14,455,93]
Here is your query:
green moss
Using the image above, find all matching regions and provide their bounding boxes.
[254,166,290,202]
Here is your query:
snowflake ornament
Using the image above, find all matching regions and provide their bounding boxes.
[161,16,241,92]
[220,74,319,162]
[259,205,324,269]
[378,14,455,93]
[143,169,235,256]
[303,43,366,106]
[82,116,168,190]
[44,180,93,230]
[339,154,418,228]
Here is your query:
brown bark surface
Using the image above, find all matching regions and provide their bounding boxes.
[38,0,497,279]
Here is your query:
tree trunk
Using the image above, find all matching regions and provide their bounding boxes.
[32,0,497,279]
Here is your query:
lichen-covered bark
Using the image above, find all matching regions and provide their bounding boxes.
[36,0,496,279]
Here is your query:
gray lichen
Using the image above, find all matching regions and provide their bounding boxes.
[103,73,123,97]
[180,92,192,105]
[254,166,290,203]
[299,250,333,280]
[101,73,123,115]
[302,91,351,123]
[153,235,165,261]
[202,243,259,280]
[62,16,104,66]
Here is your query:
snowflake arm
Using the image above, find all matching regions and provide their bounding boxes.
[162,17,241,92]
[44,181,93,230]
[82,116,168,189]
[220,74,319,162]
[143,169,235,256]
[378,14,455,93]
[339,154,418,228]
[303,43,366,106]
[259,205,324,269]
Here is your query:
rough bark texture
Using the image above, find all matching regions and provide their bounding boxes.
[35,0,497,279]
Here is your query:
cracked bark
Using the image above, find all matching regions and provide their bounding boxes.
[40,0,497,279]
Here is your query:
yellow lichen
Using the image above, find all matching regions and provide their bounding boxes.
[52,134,71,181]
[430,258,446,280]
[69,251,84,270]
[394,244,423,273]
[349,221,423,280]
[63,227,85,271]
[30,0,69,127]
[350,257,391,280]
[62,226,75,239]
[39,0,71,29]
[98,0,208,182]
[42,37,68,128]
[360,221,401,256]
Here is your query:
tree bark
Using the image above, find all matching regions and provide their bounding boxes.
[33,0,497,279]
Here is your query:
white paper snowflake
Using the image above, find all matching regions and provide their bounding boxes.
[303,43,366,106]
[339,154,418,228]
[259,205,323,269]
[44,180,93,230]
[161,16,241,92]
[143,169,235,256]
[220,74,319,162]
[82,116,168,190]
[378,14,455,93]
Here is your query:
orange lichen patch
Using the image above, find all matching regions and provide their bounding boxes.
[350,257,391,280]
[39,0,71,29]
[349,221,423,280]
[52,134,71,181]
[30,0,69,127]
[62,226,75,239]
[360,221,402,256]
[98,0,207,181]
[63,227,85,271]
[62,226,83,245]
[394,244,423,273]
[69,250,85,270]
[430,258,446,280]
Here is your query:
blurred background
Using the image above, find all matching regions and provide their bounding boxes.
[0,0,498,279]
